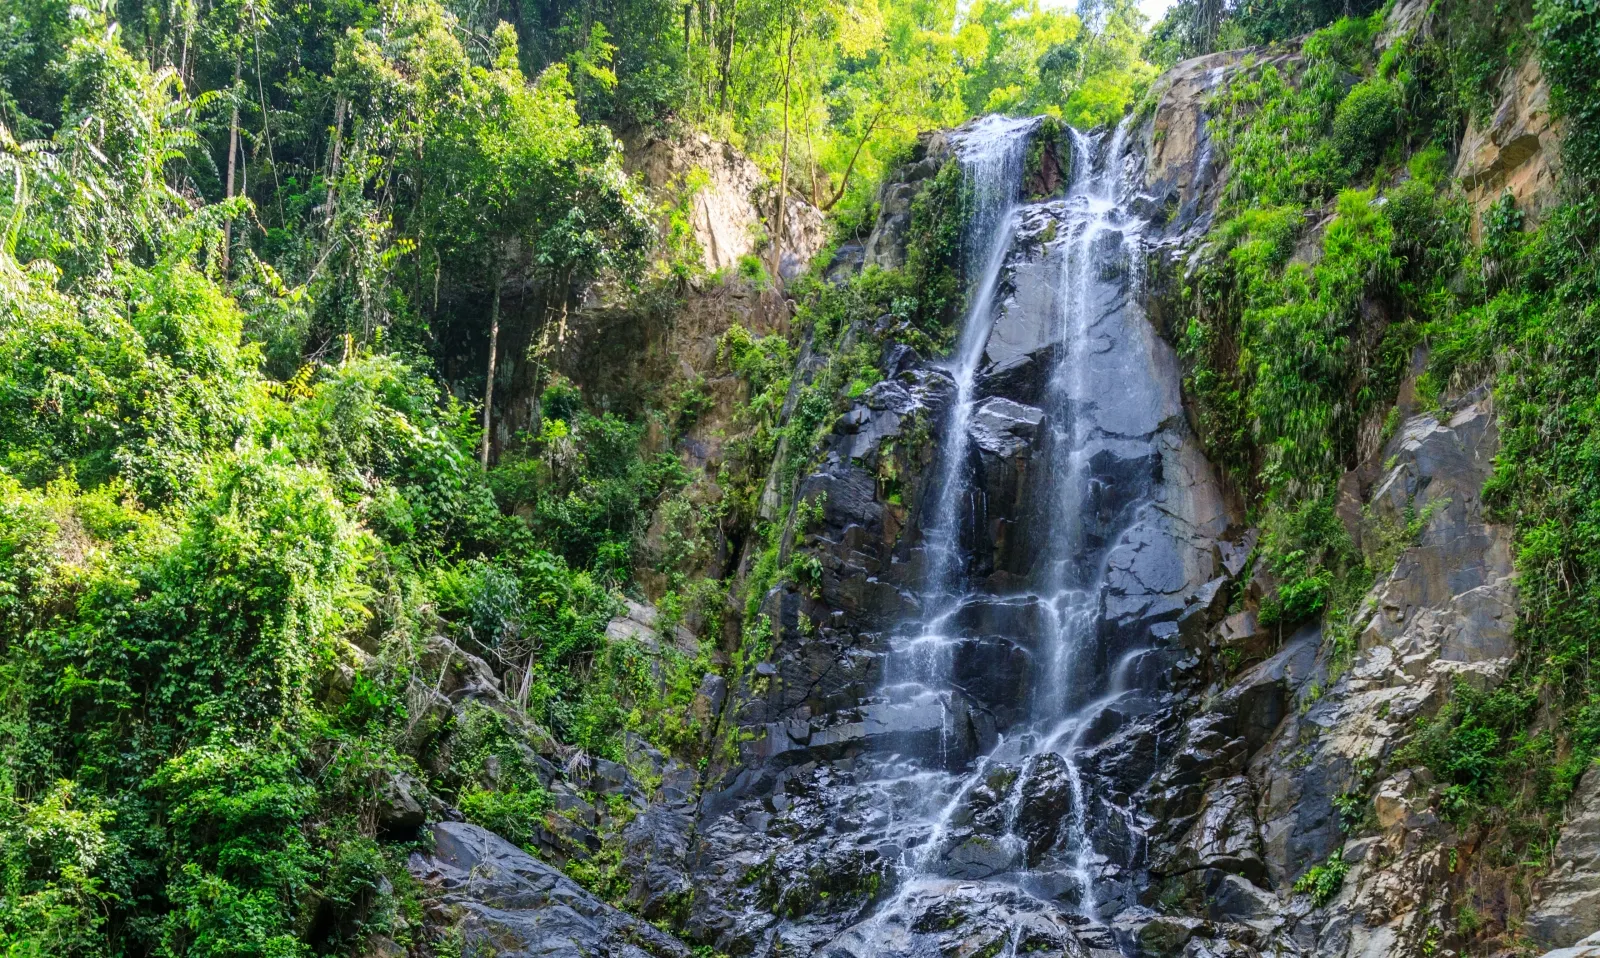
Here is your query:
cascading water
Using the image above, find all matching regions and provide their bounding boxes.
[875,113,1035,771]
[829,117,1179,956]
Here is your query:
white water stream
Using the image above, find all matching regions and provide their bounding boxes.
[836,116,1159,954]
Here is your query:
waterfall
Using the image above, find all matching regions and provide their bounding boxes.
[832,116,1170,956]
[878,114,1035,755]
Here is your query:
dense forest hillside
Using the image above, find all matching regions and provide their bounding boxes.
[5,0,1600,955]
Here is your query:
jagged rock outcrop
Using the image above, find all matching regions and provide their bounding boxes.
[624,127,828,278]
[409,822,693,958]
[1531,771,1600,948]
[1454,52,1564,228]
[1120,382,1518,957]
[862,129,957,272]
[1137,46,1298,242]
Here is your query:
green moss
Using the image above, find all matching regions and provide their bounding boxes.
[903,158,974,343]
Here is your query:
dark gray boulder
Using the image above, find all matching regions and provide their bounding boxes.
[408,821,692,958]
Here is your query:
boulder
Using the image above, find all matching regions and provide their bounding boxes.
[377,771,428,835]
[1152,776,1266,883]
[410,821,692,958]
[621,804,697,922]
[1542,930,1600,958]
[605,599,697,654]
[1016,753,1077,864]
[969,398,1044,460]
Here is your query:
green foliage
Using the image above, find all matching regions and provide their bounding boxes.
[1415,191,1600,838]
[491,409,689,579]
[902,159,972,341]
[1256,497,1367,631]
[1294,853,1349,908]
[1331,78,1401,175]
[1208,20,1376,215]
[0,780,119,956]
[1184,185,1406,502]
[1152,0,1387,60]
[449,704,553,847]
[0,8,707,948]
[1172,14,1499,677]
[737,253,771,290]
[1535,0,1600,183]
[1399,681,1554,822]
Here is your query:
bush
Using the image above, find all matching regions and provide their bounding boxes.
[1294,854,1350,907]
[1332,79,1401,174]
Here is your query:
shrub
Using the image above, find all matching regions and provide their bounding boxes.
[1332,79,1401,174]
[1294,854,1350,907]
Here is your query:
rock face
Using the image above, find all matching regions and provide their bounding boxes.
[1454,52,1563,228]
[624,128,827,276]
[1123,385,1518,958]
[1530,771,1600,948]
[862,128,957,272]
[1136,46,1299,242]
[409,822,692,958]
[674,114,1240,958]
[1543,931,1600,958]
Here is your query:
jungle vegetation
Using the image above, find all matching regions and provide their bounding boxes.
[2,0,1600,953]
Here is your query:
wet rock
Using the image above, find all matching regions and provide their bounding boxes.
[943,833,1021,878]
[1217,626,1321,754]
[826,878,1093,958]
[622,804,697,922]
[1136,914,1210,956]
[682,110,1235,954]
[410,821,692,958]
[691,672,727,736]
[970,398,1044,459]
[949,762,1021,832]
[1203,871,1281,924]
[1153,776,1265,883]
[1017,753,1077,863]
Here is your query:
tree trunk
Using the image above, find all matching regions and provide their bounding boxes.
[771,21,797,282]
[479,265,503,469]
[805,124,820,206]
[325,96,347,228]
[222,53,241,275]
[718,0,738,112]
[556,271,573,367]
[823,109,882,210]
[252,23,283,226]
